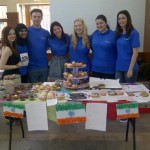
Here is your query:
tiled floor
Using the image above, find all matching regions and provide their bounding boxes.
[0,103,150,150]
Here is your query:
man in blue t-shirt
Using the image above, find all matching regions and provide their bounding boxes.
[28,8,50,83]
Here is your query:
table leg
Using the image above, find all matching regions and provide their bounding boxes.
[125,118,136,150]
[132,118,136,150]
[8,118,25,150]
[126,119,130,141]
[19,118,25,138]
[9,117,14,150]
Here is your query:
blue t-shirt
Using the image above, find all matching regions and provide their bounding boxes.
[16,45,28,75]
[47,35,70,56]
[27,26,50,69]
[116,29,140,71]
[91,29,117,74]
[69,36,91,72]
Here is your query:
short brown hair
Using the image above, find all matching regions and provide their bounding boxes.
[30,8,43,16]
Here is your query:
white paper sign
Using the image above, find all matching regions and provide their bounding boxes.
[47,99,57,106]
[86,103,107,131]
[25,102,48,131]
[20,53,29,66]
[90,77,121,89]
[122,84,149,92]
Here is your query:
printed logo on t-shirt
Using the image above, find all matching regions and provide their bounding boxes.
[105,41,113,43]
[124,38,129,41]
[41,37,46,40]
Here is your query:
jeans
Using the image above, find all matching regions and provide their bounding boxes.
[115,70,138,83]
[28,67,48,83]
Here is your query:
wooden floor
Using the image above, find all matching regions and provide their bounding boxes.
[0,103,150,150]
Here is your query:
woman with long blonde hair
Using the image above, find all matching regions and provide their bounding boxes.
[69,18,91,73]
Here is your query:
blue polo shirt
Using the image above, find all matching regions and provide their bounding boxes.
[69,36,91,72]
[16,45,28,75]
[116,29,140,71]
[91,29,117,74]
[48,35,70,56]
[28,26,50,69]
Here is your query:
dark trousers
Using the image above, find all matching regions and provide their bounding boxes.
[91,71,115,79]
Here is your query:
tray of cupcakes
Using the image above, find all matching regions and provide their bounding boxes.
[4,84,36,101]
[64,61,86,68]
[63,61,89,89]
[4,83,68,102]
[38,91,68,101]
[63,71,88,80]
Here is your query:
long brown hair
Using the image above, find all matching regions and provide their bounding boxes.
[1,26,18,54]
[116,10,134,39]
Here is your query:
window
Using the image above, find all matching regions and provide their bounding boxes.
[0,6,7,40]
[18,4,50,31]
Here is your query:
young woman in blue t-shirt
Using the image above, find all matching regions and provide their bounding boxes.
[48,21,70,81]
[15,23,29,83]
[91,15,117,79]
[115,10,140,83]
[69,18,91,73]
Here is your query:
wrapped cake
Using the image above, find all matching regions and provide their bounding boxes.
[3,74,21,94]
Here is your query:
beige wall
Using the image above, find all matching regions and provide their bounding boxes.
[0,0,49,12]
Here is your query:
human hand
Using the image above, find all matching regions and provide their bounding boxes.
[16,62,23,68]
[127,69,133,78]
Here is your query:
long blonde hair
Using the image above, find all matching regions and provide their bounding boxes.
[71,18,90,49]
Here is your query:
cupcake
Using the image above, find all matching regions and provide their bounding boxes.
[47,92,55,99]
[115,90,124,95]
[39,94,47,101]
[99,90,107,96]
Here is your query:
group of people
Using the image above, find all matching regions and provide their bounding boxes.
[0,8,140,84]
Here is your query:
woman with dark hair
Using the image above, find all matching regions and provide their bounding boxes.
[0,26,22,78]
[115,10,140,83]
[48,21,70,80]
[91,15,117,79]
[15,23,29,83]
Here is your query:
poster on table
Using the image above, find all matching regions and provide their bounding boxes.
[116,102,139,119]
[25,102,48,131]
[47,102,86,125]
[3,102,24,118]
[85,103,107,131]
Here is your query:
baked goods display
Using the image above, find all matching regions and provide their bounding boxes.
[1,74,149,104]
[63,62,89,89]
